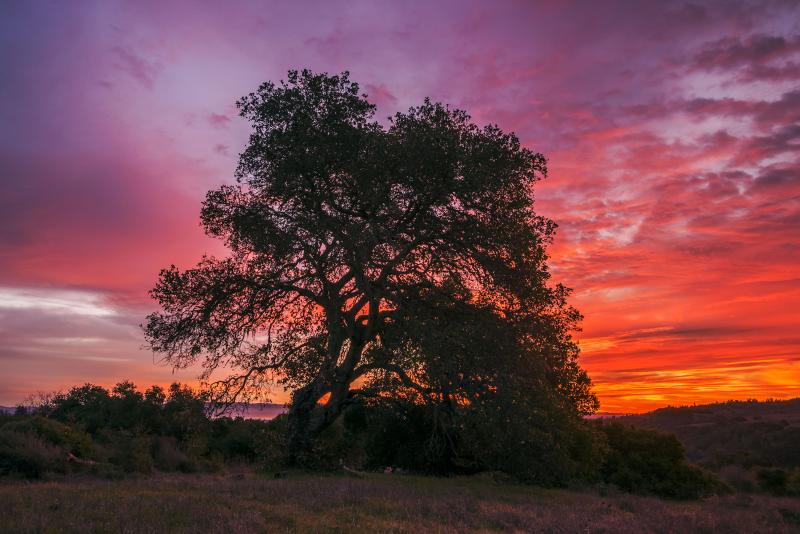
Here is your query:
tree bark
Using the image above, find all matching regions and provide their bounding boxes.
[285,339,365,464]
[285,380,326,464]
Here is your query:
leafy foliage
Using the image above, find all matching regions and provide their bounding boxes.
[597,422,718,499]
[0,427,68,478]
[0,382,279,478]
[331,398,605,486]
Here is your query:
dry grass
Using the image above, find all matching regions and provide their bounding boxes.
[3,472,800,533]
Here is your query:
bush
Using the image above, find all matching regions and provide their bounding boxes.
[597,422,718,499]
[718,464,757,492]
[0,382,294,479]
[1,416,94,459]
[331,398,605,487]
[0,429,66,478]
[254,416,289,472]
[757,467,790,495]
[454,399,606,486]
[357,402,451,474]
[207,417,274,462]
[787,469,800,496]
[98,431,154,474]
[152,436,194,472]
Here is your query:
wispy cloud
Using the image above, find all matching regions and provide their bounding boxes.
[112,46,161,89]
[0,288,117,317]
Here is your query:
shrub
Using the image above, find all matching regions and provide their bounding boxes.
[597,422,718,499]
[207,417,274,462]
[717,464,757,492]
[757,467,790,495]
[454,399,606,486]
[99,431,154,474]
[1,416,94,459]
[334,398,606,486]
[357,402,451,474]
[787,469,800,496]
[255,416,289,472]
[152,436,194,472]
[0,429,66,478]
[43,384,112,434]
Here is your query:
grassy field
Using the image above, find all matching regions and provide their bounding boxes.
[3,473,800,533]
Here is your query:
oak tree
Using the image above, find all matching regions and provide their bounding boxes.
[145,70,597,459]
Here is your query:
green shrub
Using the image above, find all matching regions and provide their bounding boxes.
[333,399,605,487]
[254,416,288,472]
[357,402,448,474]
[717,464,757,492]
[100,431,154,474]
[597,422,718,499]
[455,400,606,486]
[1,416,93,459]
[757,467,790,495]
[0,429,66,478]
[152,436,194,472]
[207,417,275,462]
[787,469,800,496]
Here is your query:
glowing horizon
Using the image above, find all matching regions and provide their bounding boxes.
[1,1,798,411]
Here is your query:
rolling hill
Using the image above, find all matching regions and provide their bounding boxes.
[616,398,800,471]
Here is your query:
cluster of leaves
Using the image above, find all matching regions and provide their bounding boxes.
[0,382,278,479]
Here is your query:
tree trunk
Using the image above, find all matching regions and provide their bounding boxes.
[285,381,325,464]
[284,380,353,464]
[285,373,361,464]
[285,330,365,465]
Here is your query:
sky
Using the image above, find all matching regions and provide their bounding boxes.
[1,0,798,411]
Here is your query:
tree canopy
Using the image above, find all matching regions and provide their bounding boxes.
[145,70,597,459]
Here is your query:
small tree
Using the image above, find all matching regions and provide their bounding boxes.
[145,70,597,461]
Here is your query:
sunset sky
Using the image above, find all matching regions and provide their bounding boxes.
[1,0,798,411]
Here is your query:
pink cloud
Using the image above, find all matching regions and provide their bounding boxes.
[208,113,231,128]
[112,46,161,89]
[364,83,397,109]
[693,34,800,70]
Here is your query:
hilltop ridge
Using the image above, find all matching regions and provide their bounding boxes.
[616,397,800,472]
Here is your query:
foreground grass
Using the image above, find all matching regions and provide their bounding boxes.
[3,473,800,533]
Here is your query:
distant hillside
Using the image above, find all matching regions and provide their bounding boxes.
[615,398,800,470]
[221,402,286,420]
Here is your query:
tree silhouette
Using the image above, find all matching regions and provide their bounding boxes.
[145,70,596,458]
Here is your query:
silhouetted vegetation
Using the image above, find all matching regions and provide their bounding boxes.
[292,397,605,487]
[595,422,719,499]
[618,398,800,496]
[10,382,800,503]
[0,382,274,479]
[145,70,597,465]
[1,379,727,500]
